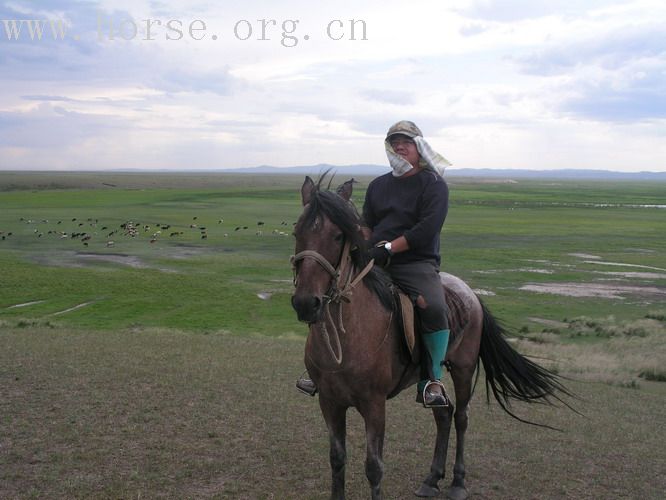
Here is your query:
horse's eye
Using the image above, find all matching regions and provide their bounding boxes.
[334,233,344,242]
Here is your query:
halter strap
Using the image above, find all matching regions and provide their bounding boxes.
[291,240,375,304]
[291,249,339,280]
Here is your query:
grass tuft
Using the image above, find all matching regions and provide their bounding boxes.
[13,319,58,329]
[639,368,666,382]
[562,316,665,339]
[646,310,666,322]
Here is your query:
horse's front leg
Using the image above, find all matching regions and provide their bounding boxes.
[448,402,470,500]
[358,398,386,500]
[320,397,348,500]
[415,404,454,497]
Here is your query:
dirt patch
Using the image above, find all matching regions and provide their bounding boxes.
[584,261,666,272]
[593,271,666,280]
[166,245,208,259]
[7,300,46,309]
[527,317,568,329]
[520,282,666,299]
[76,253,149,268]
[517,268,554,274]
[31,252,177,273]
[52,301,94,316]
[473,267,554,275]
[568,253,602,259]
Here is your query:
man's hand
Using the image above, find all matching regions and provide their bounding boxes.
[368,244,391,268]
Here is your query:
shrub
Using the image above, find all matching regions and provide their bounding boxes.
[639,369,666,382]
[645,311,666,322]
[616,379,640,389]
[623,326,649,338]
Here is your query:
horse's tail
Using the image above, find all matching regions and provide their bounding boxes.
[477,299,577,429]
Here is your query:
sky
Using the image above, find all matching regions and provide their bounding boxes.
[0,0,665,172]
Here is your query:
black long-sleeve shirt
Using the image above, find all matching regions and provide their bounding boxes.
[362,169,449,266]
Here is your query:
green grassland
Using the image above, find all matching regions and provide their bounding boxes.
[1,172,664,336]
[1,172,665,498]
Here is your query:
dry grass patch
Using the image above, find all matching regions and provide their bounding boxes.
[2,325,666,499]
[516,314,666,388]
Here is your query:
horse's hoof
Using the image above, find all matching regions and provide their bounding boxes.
[415,483,441,497]
[447,486,469,500]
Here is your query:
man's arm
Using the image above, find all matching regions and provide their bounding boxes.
[387,235,410,253]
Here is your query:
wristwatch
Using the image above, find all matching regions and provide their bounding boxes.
[384,241,393,255]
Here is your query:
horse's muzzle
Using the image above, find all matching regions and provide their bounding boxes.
[291,294,324,324]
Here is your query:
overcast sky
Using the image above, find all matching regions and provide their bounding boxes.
[1,0,665,172]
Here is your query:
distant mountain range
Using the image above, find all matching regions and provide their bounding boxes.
[223,164,666,181]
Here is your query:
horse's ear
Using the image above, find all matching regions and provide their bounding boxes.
[336,178,355,202]
[301,176,315,206]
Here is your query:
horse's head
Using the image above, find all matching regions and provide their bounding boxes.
[291,176,359,323]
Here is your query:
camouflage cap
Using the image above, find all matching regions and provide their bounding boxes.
[386,120,423,140]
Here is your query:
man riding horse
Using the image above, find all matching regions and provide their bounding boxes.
[298,120,453,408]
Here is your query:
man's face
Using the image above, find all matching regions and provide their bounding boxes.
[389,134,420,168]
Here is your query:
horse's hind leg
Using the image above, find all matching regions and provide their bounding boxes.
[415,404,454,497]
[358,398,386,500]
[320,398,348,500]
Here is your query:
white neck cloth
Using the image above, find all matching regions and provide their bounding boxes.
[385,136,452,177]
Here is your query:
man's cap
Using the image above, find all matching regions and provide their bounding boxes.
[386,120,423,140]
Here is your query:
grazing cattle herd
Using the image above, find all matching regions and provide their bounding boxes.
[1,217,294,248]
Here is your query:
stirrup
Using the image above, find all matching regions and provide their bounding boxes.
[296,374,318,397]
[422,380,450,408]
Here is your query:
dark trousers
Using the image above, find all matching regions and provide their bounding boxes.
[388,260,449,334]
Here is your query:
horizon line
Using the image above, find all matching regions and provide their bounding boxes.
[1,165,665,174]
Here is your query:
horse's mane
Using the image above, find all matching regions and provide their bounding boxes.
[297,176,395,312]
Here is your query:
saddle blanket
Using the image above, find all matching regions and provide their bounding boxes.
[398,281,471,363]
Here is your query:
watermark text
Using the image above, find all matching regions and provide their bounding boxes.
[1,13,369,47]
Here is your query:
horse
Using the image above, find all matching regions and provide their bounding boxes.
[291,176,573,500]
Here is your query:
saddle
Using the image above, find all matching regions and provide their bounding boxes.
[396,281,471,364]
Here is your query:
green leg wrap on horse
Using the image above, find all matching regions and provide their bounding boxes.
[422,329,450,381]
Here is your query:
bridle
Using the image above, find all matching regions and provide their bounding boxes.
[291,238,377,365]
[291,239,374,305]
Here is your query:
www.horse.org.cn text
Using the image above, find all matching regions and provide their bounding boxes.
[1,15,369,47]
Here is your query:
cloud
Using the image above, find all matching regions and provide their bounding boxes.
[359,88,415,105]
[459,23,488,36]
[157,68,237,96]
[515,24,666,75]
[1,1,127,83]
[511,23,666,121]
[455,0,627,22]
[21,95,76,102]
[563,66,666,122]
[0,102,127,149]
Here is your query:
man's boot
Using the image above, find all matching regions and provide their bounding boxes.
[296,374,317,396]
[417,329,451,408]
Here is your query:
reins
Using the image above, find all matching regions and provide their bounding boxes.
[291,240,376,365]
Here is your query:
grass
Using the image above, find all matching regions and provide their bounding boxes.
[1,173,664,335]
[1,172,665,498]
[1,325,665,499]
[515,313,666,388]
[0,179,302,335]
